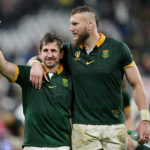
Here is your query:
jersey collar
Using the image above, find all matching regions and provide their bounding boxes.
[79,33,106,49]
[42,63,64,75]
[97,33,106,48]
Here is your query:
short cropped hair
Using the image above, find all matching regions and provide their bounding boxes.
[71,5,98,27]
[40,33,63,51]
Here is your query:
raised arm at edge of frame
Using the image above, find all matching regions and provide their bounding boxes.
[0,50,17,81]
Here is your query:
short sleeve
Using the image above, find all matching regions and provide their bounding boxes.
[121,43,134,69]
[16,65,31,87]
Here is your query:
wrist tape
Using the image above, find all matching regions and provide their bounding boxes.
[28,60,40,66]
[140,109,150,121]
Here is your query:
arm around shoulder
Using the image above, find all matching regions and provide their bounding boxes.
[26,55,41,66]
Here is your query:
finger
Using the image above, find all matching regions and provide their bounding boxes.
[44,72,49,82]
[138,133,144,144]
[38,76,42,89]
[145,137,149,143]
[144,133,150,143]
[30,73,36,88]
[30,73,33,82]
[31,77,36,88]
[35,77,39,89]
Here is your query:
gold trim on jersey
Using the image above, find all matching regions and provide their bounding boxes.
[42,63,49,74]
[97,33,106,47]
[79,33,106,49]
[11,65,19,82]
[57,64,64,75]
[124,106,131,111]
[123,61,135,69]
[42,63,64,75]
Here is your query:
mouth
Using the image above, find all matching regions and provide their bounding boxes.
[72,33,78,39]
[46,59,55,63]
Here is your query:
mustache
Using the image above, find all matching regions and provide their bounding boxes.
[46,58,55,61]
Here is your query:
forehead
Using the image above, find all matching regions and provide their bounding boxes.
[42,42,59,50]
[70,13,86,23]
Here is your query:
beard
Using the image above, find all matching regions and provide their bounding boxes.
[44,58,58,69]
[73,30,89,47]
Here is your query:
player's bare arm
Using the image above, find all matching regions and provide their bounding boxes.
[124,64,150,144]
[0,50,16,81]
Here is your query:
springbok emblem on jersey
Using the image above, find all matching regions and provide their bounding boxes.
[62,78,68,87]
[102,50,109,58]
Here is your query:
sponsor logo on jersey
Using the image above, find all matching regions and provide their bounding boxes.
[86,60,95,65]
[62,78,68,87]
[48,85,57,88]
[102,50,109,58]
[74,51,81,60]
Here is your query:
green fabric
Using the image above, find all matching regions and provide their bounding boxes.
[136,144,150,150]
[63,36,133,125]
[122,90,130,108]
[16,65,72,147]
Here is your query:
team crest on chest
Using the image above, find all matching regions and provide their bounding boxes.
[102,50,109,58]
[74,51,81,60]
[62,78,68,87]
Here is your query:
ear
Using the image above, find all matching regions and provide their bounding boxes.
[38,50,42,59]
[87,21,93,31]
[60,50,64,59]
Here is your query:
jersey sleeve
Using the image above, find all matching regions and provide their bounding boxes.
[15,65,31,87]
[121,43,135,69]
[62,43,71,73]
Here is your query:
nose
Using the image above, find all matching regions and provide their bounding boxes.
[69,25,73,32]
[47,51,52,57]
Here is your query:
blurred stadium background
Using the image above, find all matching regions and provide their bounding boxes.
[0,0,150,149]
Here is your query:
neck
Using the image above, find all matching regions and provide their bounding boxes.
[43,63,60,74]
[49,64,60,73]
[85,32,100,50]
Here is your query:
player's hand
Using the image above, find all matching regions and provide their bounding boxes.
[136,120,150,144]
[127,139,135,150]
[30,62,49,89]
[0,50,6,65]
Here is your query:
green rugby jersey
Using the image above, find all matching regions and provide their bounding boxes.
[123,90,130,110]
[12,65,72,147]
[63,33,134,125]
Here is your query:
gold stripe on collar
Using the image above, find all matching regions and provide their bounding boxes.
[41,63,49,74]
[42,63,64,75]
[57,64,64,75]
[79,44,87,49]
[11,65,19,82]
[97,33,106,48]
[79,33,106,49]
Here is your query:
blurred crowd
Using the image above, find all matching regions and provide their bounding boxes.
[0,0,150,149]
